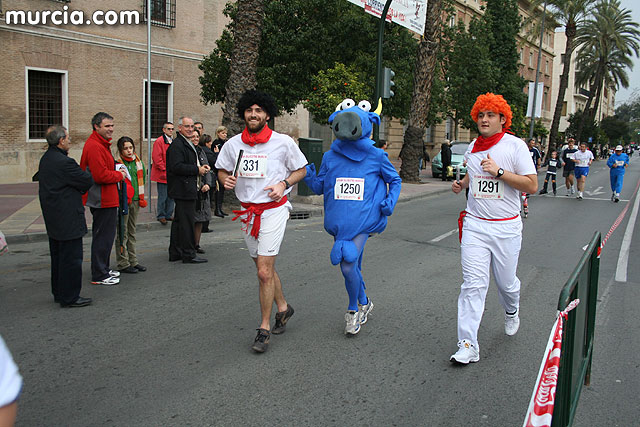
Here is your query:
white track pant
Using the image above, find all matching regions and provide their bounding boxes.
[458,215,522,347]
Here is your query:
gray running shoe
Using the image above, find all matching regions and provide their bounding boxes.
[358,298,374,325]
[344,311,360,335]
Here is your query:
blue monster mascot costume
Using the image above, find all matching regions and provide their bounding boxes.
[304,98,402,335]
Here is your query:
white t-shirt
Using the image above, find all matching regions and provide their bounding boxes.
[573,150,594,167]
[0,336,22,407]
[464,133,536,219]
[216,130,308,216]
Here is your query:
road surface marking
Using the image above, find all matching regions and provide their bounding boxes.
[615,186,640,282]
[430,229,457,242]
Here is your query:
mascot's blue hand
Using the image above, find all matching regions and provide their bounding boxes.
[306,163,317,176]
[380,198,393,216]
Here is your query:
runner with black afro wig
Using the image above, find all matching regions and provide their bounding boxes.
[237,89,279,119]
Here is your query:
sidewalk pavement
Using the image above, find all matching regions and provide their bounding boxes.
[1,160,452,244]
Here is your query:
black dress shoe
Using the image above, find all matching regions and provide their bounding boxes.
[60,296,92,308]
[119,266,138,274]
[183,256,208,263]
[134,264,147,272]
[202,228,213,233]
[196,246,206,254]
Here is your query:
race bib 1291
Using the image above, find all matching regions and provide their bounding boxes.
[472,174,504,199]
[334,177,365,201]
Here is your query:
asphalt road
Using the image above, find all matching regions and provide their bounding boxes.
[1,157,638,426]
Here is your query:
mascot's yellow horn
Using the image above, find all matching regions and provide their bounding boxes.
[373,98,382,116]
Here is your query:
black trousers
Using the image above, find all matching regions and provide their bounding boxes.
[90,207,117,281]
[169,199,196,260]
[49,237,83,304]
[542,172,557,192]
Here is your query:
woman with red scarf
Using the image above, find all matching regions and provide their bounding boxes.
[115,136,148,274]
[449,93,538,365]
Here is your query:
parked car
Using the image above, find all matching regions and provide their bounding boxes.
[431,142,470,178]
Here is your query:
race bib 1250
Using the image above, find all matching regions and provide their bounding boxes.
[334,177,365,201]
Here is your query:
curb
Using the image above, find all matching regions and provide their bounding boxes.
[5,205,325,245]
[4,184,447,245]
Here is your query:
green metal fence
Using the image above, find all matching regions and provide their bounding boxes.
[552,231,601,427]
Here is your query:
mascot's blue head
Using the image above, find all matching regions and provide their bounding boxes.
[328,98,382,142]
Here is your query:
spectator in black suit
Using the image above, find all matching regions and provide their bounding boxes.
[166,116,210,263]
[38,126,94,307]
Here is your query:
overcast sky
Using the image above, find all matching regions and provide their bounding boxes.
[614,0,640,106]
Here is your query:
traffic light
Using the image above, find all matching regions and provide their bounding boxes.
[382,67,395,98]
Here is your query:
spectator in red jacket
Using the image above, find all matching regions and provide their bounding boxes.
[80,112,126,286]
[151,122,175,225]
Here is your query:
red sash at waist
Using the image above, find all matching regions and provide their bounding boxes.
[232,196,288,239]
[457,210,519,242]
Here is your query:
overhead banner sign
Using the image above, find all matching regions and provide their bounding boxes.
[346,0,428,35]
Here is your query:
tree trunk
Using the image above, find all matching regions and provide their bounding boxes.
[221,0,266,137]
[400,0,442,183]
[576,64,604,142]
[548,23,576,150]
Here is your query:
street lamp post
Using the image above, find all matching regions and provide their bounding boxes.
[529,0,547,145]
[373,0,394,143]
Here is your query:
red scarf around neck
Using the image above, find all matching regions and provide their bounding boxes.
[241,125,272,147]
[471,131,505,153]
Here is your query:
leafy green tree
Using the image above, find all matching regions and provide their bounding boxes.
[600,115,629,144]
[573,0,640,141]
[566,110,600,144]
[482,0,526,110]
[440,16,497,139]
[615,95,640,122]
[530,0,595,150]
[303,63,370,122]
[200,0,418,132]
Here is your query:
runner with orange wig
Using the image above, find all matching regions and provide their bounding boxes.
[450,93,538,364]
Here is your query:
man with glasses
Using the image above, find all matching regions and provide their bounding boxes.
[166,116,210,263]
[151,122,175,225]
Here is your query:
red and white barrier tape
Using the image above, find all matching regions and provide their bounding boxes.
[523,299,580,427]
[598,176,640,257]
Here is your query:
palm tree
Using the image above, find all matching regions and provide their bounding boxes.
[399,0,443,183]
[575,44,632,120]
[221,0,267,136]
[529,0,595,150]
[573,0,640,140]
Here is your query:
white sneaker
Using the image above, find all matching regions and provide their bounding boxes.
[91,276,120,286]
[450,339,480,364]
[571,187,575,195]
[108,269,121,278]
[344,311,360,335]
[505,311,520,336]
[358,298,374,325]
